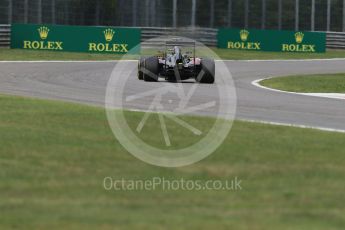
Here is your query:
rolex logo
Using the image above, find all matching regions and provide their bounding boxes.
[104,28,115,42]
[295,32,304,44]
[38,26,49,40]
[240,29,249,42]
[89,28,128,53]
[282,31,315,52]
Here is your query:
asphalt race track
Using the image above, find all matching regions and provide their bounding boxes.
[0,59,345,131]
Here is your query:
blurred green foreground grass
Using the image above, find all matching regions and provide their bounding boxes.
[0,95,345,229]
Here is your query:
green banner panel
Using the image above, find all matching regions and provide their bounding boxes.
[218,28,326,53]
[11,24,141,54]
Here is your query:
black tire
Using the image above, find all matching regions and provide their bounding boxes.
[137,57,145,80]
[143,56,159,82]
[197,59,215,84]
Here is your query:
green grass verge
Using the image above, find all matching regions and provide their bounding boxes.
[2,48,345,61]
[211,48,345,60]
[1,95,345,229]
[0,48,128,61]
[261,73,345,93]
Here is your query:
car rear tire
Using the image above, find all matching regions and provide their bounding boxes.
[137,57,145,80]
[197,59,215,84]
[143,56,159,82]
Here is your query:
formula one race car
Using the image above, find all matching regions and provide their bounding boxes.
[138,41,215,84]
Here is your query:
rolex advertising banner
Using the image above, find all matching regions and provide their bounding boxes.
[11,24,141,54]
[218,28,326,53]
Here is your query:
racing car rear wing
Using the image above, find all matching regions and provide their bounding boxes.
[165,41,196,47]
[165,41,196,58]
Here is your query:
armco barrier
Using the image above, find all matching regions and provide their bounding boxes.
[140,27,217,47]
[1,24,345,50]
[0,24,10,47]
[326,32,345,49]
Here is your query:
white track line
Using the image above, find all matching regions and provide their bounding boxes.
[250,78,345,133]
[239,119,345,134]
[252,78,345,101]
